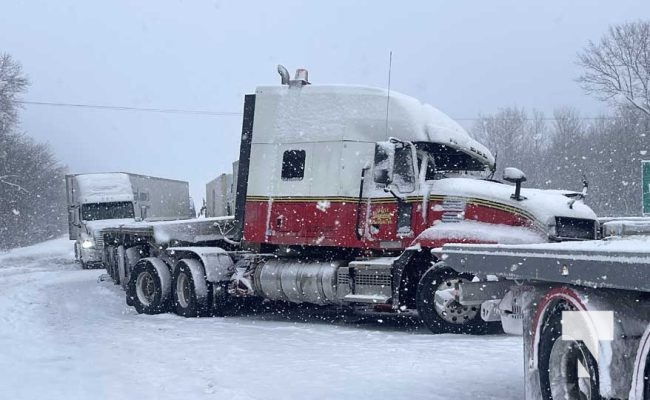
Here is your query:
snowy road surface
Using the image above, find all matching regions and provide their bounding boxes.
[0,238,523,400]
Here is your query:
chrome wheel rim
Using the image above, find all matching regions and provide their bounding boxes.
[433,277,479,324]
[136,271,155,306]
[177,272,191,308]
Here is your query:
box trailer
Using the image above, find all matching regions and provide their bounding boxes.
[66,172,193,268]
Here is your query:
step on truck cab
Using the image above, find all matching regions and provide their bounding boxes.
[66,172,193,269]
[103,66,599,334]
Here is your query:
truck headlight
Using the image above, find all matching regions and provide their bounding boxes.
[547,224,557,239]
[81,239,94,249]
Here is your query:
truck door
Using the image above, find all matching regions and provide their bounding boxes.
[370,141,417,241]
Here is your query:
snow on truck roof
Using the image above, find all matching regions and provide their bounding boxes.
[75,173,133,203]
[253,85,495,168]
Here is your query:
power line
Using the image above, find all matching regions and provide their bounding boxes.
[16,99,632,121]
[16,100,243,116]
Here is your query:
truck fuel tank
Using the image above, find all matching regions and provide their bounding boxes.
[253,259,348,305]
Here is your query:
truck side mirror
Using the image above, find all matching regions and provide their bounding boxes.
[373,142,395,185]
[503,167,527,201]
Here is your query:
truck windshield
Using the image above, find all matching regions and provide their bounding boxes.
[81,202,134,221]
[414,142,489,179]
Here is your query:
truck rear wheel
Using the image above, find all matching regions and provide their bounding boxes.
[172,259,210,317]
[127,259,171,314]
[416,266,489,334]
[538,300,601,400]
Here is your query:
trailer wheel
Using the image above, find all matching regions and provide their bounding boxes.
[538,301,602,400]
[75,244,89,270]
[172,259,210,318]
[117,245,127,290]
[416,266,489,334]
[127,259,171,314]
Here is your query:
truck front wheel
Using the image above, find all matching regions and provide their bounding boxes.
[127,259,171,314]
[538,300,601,400]
[416,266,489,334]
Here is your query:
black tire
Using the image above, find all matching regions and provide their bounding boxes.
[172,262,210,318]
[127,261,170,314]
[117,245,127,290]
[643,347,650,400]
[538,300,602,400]
[416,267,491,334]
[104,246,117,281]
[111,246,121,285]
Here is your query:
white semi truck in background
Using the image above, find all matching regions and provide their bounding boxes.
[97,66,601,340]
[66,172,194,269]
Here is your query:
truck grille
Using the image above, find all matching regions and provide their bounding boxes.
[336,270,392,287]
[354,271,392,287]
[555,217,597,240]
[337,271,349,285]
[94,231,105,249]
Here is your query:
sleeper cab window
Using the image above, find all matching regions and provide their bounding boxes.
[281,149,306,180]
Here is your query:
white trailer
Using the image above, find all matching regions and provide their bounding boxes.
[441,218,650,399]
[66,172,193,268]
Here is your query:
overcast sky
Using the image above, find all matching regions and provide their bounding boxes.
[2,0,649,204]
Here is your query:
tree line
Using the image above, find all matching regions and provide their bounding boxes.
[0,54,67,250]
[473,20,650,217]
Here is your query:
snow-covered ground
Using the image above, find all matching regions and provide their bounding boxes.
[0,237,523,400]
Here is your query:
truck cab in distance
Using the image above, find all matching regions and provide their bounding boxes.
[66,172,192,269]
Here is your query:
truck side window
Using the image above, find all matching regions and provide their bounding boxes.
[281,150,306,181]
[393,146,415,192]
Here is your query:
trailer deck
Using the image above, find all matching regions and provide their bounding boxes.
[100,216,235,245]
[443,231,650,293]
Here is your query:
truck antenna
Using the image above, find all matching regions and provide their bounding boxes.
[385,51,393,139]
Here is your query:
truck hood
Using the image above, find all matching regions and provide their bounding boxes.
[427,177,597,228]
[84,218,138,239]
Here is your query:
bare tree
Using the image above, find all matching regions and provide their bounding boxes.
[472,107,547,182]
[0,53,28,134]
[577,21,650,116]
[0,53,67,249]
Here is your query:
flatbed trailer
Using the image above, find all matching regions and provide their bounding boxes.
[442,219,650,399]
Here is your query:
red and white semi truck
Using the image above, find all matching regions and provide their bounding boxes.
[100,66,598,335]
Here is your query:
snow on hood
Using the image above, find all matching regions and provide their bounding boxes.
[76,173,133,204]
[418,221,545,245]
[431,178,597,227]
[84,218,139,238]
